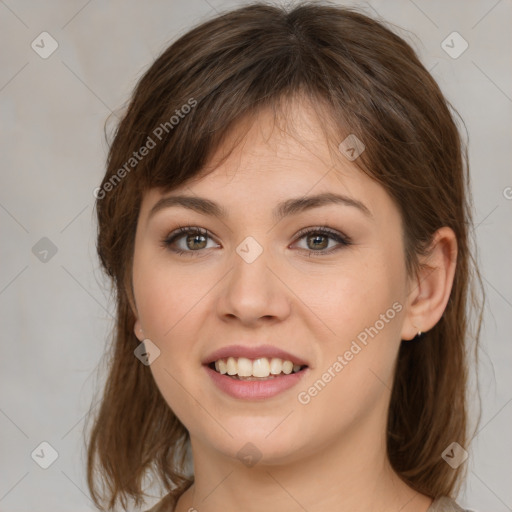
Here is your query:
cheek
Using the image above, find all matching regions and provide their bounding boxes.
[306,253,402,339]
[132,259,207,428]
[132,251,209,341]
[298,247,405,404]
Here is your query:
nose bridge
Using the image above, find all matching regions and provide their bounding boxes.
[218,235,289,322]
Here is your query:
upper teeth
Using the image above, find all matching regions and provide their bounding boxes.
[214,357,302,377]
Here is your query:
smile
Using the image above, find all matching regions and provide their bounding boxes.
[204,359,309,400]
[210,356,306,380]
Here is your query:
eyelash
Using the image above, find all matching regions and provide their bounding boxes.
[160,225,352,257]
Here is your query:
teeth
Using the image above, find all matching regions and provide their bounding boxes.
[252,358,270,377]
[211,356,304,378]
[282,360,293,375]
[237,357,253,377]
[226,356,237,375]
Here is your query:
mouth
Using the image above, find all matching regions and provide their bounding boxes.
[206,356,308,381]
[202,345,310,398]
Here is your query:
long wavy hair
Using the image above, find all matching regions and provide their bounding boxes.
[86,2,484,510]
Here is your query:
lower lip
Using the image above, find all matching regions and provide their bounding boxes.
[204,365,308,400]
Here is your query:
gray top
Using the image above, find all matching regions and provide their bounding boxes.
[427,496,469,511]
[146,495,470,511]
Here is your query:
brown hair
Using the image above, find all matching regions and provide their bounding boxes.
[86,2,484,510]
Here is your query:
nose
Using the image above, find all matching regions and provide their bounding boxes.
[216,243,291,326]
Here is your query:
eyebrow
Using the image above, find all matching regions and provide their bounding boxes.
[147,192,373,223]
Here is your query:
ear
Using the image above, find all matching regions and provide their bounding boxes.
[126,284,145,342]
[134,317,144,342]
[400,227,458,341]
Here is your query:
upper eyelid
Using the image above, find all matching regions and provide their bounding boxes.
[294,225,350,240]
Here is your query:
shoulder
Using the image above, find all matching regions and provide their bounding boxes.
[428,496,475,512]
[147,494,476,512]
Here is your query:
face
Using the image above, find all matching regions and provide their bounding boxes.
[131,101,413,466]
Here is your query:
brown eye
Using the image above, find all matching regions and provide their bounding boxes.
[161,226,218,256]
[293,227,352,256]
[185,233,207,250]
[306,233,329,250]
[161,225,351,258]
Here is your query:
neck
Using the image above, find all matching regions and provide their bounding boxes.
[176,416,433,512]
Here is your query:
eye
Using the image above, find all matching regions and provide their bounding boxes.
[161,226,219,256]
[161,225,352,257]
[292,226,352,256]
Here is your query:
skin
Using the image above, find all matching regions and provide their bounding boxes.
[131,100,457,512]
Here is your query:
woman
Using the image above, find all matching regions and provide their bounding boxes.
[86,3,484,511]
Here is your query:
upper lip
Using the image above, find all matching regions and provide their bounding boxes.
[203,344,309,367]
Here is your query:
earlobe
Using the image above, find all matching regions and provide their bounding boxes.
[134,318,144,341]
[401,227,458,341]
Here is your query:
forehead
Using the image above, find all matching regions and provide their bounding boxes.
[200,98,344,176]
[139,101,395,224]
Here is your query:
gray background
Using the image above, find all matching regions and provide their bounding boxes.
[0,0,511,511]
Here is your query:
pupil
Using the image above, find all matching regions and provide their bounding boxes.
[309,234,327,250]
[187,234,206,250]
